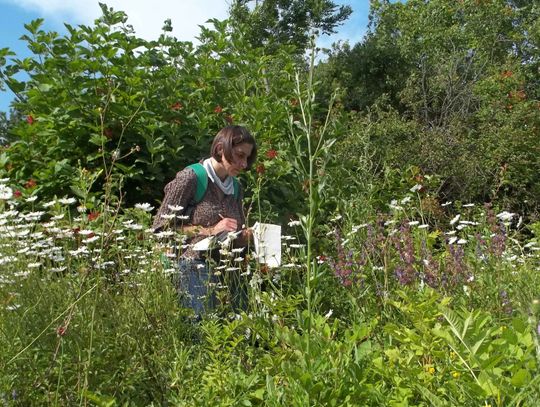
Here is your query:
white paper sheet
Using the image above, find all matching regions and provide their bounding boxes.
[253,222,281,268]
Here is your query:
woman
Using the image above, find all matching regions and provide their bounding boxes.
[153,125,257,316]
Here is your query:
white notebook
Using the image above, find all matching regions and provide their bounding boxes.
[253,222,281,268]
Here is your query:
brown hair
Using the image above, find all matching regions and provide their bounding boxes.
[211,125,257,169]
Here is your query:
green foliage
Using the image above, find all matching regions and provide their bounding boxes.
[229,0,352,55]
[378,289,540,405]
[316,0,540,213]
[2,2,540,405]
[0,5,298,211]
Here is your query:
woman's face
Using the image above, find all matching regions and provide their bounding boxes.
[221,142,253,177]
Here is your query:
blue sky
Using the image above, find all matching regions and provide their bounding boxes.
[0,0,370,113]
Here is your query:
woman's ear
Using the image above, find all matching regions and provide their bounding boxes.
[215,142,223,161]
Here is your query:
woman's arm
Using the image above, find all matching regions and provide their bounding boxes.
[152,169,197,232]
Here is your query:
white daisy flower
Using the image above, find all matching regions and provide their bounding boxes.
[135,203,154,212]
[496,211,515,222]
[28,262,42,268]
[167,205,184,212]
[82,235,100,244]
[0,185,13,200]
[59,197,77,205]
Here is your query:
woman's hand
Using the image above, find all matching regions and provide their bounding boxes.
[211,217,238,235]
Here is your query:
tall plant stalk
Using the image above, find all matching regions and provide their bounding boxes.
[289,35,337,364]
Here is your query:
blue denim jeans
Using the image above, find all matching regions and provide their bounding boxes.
[176,258,216,317]
[176,258,247,317]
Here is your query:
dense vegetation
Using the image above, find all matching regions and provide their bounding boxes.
[1,0,539,405]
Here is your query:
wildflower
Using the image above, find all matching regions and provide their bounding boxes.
[389,200,403,210]
[28,262,42,268]
[448,236,458,245]
[171,102,183,110]
[282,263,299,268]
[0,178,9,183]
[161,214,175,220]
[22,211,45,221]
[155,230,174,239]
[418,224,429,229]
[135,203,154,212]
[408,221,419,226]
[167,204,184,212]
[43,199,57,208]
[288,220,301,227]
[410,184,422,193]
[462,203,475,207]
[214,105,223,113]
[452,371,460,378]
[56,326,67,336]
[266,149,278,160]
[496,211,515,222]
[25,195,38,202]
[450,214,460,225]
[441,201,452,207]
[87,211,100,221]
[82,235,100,244]
[24,179,37,189]
[26,115,34,124]
[0,185,13,200]
[256,164,265,174]
[457,239,468,245]
[58,197,77,205]
[13,190,22,198]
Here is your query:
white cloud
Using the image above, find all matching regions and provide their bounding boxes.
[5,0,231,42]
